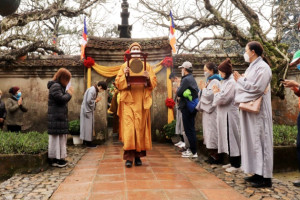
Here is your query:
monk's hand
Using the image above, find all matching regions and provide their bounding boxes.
[212,85,220,94]
[124,67,129,74]
[233,71,242,81]
[199,80,205,90]
[95,97,102,103]
[282,80,300,88]
[144,71,150,79]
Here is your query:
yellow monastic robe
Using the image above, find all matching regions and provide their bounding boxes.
[115,61,157,151]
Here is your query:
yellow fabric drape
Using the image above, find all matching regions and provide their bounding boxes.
[87,68,91,88]
[167,67,174,123]
[86,59,174,123]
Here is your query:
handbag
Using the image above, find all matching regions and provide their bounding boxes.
[186,98,199,113]
[239,85,269,114]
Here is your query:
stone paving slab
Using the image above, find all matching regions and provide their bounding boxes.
[1,141,300,200]
[50,142,247,200]
[0,146,87,200]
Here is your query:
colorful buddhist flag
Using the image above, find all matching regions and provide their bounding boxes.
[169,11,176,54]
[80,17,88,60]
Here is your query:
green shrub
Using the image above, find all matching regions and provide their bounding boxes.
[69,120,80,135]
[162,120,176,139]
[0,131,48,154]
[273,124,297,146]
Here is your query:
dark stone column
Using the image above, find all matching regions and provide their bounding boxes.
[118,0,132,38]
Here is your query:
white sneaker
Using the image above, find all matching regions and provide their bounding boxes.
[222,164,231,169]
[178,143,186,148]
[225,167,241,173]
[181,149,191,155]
[182,152,198,158]
[174,141,183,146]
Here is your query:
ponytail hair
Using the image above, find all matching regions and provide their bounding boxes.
[247,41,271,66]
[205,62,218,74]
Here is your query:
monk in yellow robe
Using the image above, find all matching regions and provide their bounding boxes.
[115,42,157,168]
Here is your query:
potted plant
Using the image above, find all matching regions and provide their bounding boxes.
[68,120,82,145]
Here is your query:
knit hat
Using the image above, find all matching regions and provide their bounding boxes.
[290,50,300,66]
[218,59,232,75]
[129,42,141,51]
[9,86,20,95]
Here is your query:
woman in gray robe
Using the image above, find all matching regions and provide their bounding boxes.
[80,81,107,147]
[234,41,273,188]
[212,59,241,173]
[197,62,221,164]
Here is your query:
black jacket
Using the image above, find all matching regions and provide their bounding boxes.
[176,73,199,109]
[47,81,72,135]
[0,100,6,119]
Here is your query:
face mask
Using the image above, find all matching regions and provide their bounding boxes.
[244,52,250,63]
[181,69,185,77]
[16,92,21,98]
[204,72,210,79]
[131,49,141,58]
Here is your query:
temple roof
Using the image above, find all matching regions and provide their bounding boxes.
[86,36,171,51]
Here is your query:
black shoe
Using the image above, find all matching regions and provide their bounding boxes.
[251,178,272,188]
[244,174,263,183]
[134,157,142,166]
[205,156,221,164]
[50,158,58,167]
[52,159,68,168]
[125,160,133,168]
[85,141,98,148]
[293,180,300,187]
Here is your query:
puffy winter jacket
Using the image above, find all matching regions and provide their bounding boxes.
[47,80,72,135]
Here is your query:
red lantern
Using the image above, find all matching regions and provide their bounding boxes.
[84,57,95,68]
[165,98,175,109]
[162,57,173,68]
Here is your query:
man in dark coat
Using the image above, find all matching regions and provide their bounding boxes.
[176,61,199,158]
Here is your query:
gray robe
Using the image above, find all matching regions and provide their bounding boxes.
[199,79,220,149]
[235,57,273,178]
[213,75,240,156]
[80,86,97,141]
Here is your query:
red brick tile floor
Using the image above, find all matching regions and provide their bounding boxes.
[50,141,247,200]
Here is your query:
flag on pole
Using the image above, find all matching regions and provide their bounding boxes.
[169,11,176,54]
[80,17,88,60]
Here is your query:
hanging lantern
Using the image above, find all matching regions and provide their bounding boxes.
[0,0,21,17]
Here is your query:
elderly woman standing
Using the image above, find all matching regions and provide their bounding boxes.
[198,62,221,164]
[212,59,241,173]
[47,68,73,168]
[234,41,273,188]
[6,87,28,132]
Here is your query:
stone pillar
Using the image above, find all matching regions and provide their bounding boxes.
[118,0,132,38]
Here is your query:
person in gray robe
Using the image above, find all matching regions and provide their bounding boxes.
[197,62,221,164]
[80,81,107,148]
[212,59,241,173]
[234,41,273,188]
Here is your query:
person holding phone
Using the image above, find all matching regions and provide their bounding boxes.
[282,50,300,187]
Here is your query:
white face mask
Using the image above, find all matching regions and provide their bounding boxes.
[204,71,210,79]
[244,52,250,63]
[131,49,141,58]
[181,69,185,77]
